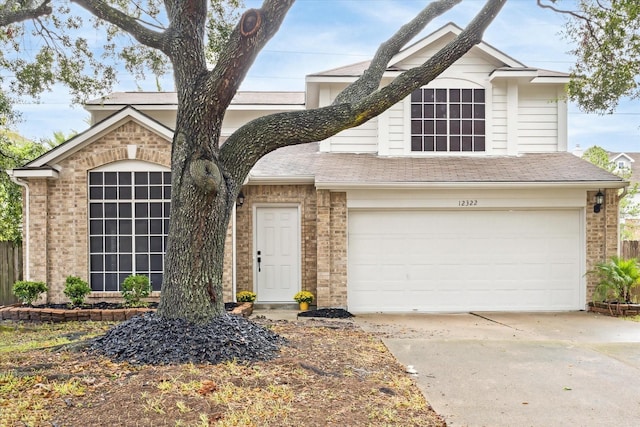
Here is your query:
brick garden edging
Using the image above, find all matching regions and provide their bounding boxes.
[0,302,254,322]
[588,301,640,317]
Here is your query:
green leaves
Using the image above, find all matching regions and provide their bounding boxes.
[563,0,640,113]
[591,256,640,303]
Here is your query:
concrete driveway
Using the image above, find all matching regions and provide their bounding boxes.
[355,312,640,427]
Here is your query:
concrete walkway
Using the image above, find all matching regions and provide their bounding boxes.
[355,312,640,427]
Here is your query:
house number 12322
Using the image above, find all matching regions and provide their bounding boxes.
[458,200,478,207]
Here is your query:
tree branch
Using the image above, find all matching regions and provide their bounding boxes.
[334,0,462,104]
[537,0,588,22]
[0,0,51,27]
[71,0,166,52]
[536,0,606,50]
[222,0,506,182]
[202,0,295,118]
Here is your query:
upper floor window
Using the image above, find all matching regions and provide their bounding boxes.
[411,88,485,152]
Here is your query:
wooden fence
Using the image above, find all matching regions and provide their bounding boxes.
[0,241,22,306]
[621,240,640,260]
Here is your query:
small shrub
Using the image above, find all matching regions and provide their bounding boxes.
[293,291,314,304]
[121,275,151,307]
[236,291,257,303]
[12,281,47,306]
[63,276,92,307]
[590,256,640,303]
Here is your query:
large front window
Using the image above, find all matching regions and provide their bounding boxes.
[411,88,485,152]
[88,171,171,292]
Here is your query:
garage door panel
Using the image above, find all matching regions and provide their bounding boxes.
[348,210,582,312]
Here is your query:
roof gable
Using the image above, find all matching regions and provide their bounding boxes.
[389,22,524,70]
[26,106,173,168]
[610,152,635,163]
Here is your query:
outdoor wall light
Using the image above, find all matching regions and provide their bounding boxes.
[594,190,604,213]
[236,191,245,208]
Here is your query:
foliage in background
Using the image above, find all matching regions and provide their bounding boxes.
[12,280,47,305]
[590,256,640,303]
[0,130,70,242]
[582,145,639,239]
[0,1,243,108]
[541,0,640,114]
[63,275,92,306]
[121,274,151,307]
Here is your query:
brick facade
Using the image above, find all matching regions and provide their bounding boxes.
[316,190,348,307]
[24,122,171,303]
[233,185,318,302]
[20,118,621,310]
[585,189,620,302]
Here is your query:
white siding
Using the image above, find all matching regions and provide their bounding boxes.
[491,82,508,154]
[396,46,498,85]
[517,85,561,152]
[383,103,405,155]
[321,83,379,153]
[324,118,379,153]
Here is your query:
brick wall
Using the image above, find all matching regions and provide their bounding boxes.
[316,190,348,308]
[25,122,172,303]
[234,185,318,302]
[585,189,620,301]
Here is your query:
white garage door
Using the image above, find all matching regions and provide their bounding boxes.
[348,210,583,312]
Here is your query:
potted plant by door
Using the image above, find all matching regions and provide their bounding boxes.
[236,291,257,304]
[235,291,257,316]
[293,291,314,311]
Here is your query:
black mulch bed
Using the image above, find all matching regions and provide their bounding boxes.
[90,312,286,365]
[298,308,354,319]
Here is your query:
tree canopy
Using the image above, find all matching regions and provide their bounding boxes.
[539,0,640,114]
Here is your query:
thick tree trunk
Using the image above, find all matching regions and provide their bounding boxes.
[156,123,236,323]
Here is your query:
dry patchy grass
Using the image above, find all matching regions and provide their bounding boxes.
[0,318,444,427]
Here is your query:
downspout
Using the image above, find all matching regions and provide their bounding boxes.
[619,187,628,255]
[8,173,29,280]
[232,203,237,300]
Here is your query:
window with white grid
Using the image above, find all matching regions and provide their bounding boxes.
[88,170,171,292]
[410,88,486,152]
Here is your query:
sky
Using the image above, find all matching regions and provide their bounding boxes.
[11,0,640,153]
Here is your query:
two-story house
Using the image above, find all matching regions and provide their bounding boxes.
[8,24,625,312]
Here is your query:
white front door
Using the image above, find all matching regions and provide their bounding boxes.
[255,206,300,302]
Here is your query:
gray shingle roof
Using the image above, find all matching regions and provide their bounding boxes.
[250,142,625,187]
[86,91,305,106]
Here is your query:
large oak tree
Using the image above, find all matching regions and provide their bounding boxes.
[1,0,506,324]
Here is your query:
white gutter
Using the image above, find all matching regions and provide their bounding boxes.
[7,171,29,280]
[314,180,628,191]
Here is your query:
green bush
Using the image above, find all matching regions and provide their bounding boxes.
[63,276,92,306]
[12,281,47,306]
[591,256,640,303]
[121,275,151,307]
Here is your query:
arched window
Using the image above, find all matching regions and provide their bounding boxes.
[88,161,171,292]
